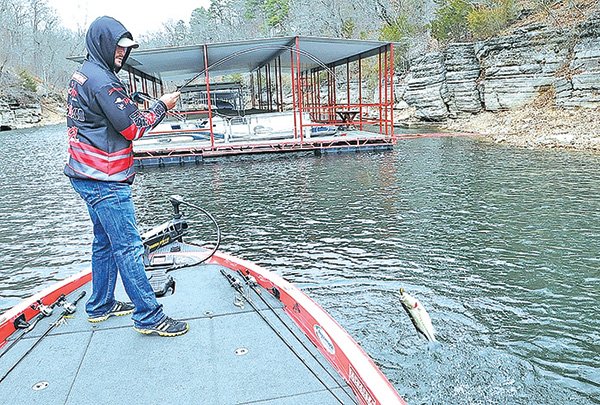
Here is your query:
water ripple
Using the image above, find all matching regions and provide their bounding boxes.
[1,126,599,403]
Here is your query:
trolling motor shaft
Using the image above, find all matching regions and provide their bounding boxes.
[170,195,184,219]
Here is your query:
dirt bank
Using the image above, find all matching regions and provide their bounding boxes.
[440,104,600,152]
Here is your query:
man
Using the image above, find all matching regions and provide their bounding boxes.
[64,16,188,337]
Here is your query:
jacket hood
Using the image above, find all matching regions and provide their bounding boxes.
[85,16,134,73]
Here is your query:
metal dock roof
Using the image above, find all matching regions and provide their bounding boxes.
[70,36,396,82]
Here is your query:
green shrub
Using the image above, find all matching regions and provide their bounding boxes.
[379,14,415,42]
[19,70,37,92]
[341,19,356,39]
[467,0,519,40]
[429,0,473,43]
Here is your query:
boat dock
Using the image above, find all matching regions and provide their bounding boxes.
[134,130,394,167]
[70,36,400,166]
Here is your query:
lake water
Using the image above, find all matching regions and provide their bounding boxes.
[0,124,598,404]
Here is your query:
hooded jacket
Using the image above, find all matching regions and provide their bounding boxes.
[64,16,167,183]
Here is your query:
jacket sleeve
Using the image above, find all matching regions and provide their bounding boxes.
[96,83,167,141]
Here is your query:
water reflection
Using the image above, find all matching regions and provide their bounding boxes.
[0,125,598,403]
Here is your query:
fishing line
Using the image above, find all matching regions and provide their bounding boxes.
[239,272,359,404]
[220,270,349,404]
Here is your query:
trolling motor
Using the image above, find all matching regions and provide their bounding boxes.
[140,196,189,297]
[141,195,221,297]
[141,196,189,254]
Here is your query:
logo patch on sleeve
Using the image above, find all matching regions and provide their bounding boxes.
[108,86,125,96]
[72,72,88,85]
[114,97,132,110]
[129,110,147,128]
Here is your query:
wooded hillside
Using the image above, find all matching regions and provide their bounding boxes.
[0,0,586,99]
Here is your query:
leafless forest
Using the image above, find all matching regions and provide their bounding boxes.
[0,0,433,93]
[0,0,566,97]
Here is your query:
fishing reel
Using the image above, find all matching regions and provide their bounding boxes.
[30,298,62,317]
[61,301,78,315]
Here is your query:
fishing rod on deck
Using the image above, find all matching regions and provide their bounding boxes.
[0,291,86,384]
[0,295,65,361]
[237,271,359,403]
[219,270,352,405]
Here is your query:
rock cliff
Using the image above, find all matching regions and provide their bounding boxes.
[0,97,43,130]
[397,10,600,125]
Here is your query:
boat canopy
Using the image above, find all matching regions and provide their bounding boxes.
[69,36,396,83]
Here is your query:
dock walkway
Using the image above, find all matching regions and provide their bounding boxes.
[134,130,394,167]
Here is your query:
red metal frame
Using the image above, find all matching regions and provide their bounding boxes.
[203,44,215,149]
[289,46,298,139]
[124,37,397,153]
[390,44,395,138]
[295,37,305,143]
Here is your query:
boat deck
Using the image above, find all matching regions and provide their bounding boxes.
[0,263,355,404]
[134,130,394,167]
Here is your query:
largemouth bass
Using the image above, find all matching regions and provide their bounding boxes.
[399,288,436,342]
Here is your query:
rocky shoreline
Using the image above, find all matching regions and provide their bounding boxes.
[0,95,64,131]
[395,2,600,153]
[440,105,600,152]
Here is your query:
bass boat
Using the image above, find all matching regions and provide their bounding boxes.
[0,196,405,404]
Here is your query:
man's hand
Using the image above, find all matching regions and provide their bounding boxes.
[159,92,180,110]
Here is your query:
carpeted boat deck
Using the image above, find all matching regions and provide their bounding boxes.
[0,264,355,404]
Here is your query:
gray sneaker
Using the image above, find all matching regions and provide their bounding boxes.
[88,301,135,323]
[133,316,189,337]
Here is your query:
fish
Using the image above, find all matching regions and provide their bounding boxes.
[399,288,436,342]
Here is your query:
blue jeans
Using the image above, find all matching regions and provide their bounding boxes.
[70,178,165,328]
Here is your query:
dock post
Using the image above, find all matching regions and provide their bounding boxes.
[389,43,395,140]
[295,36,304,144]
[203,44,215,149]
[290,42,298,140]
[359,55,363,131]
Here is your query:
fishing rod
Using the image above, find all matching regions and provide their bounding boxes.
[0,294,65,361]
[0,291,86,384]
[238,272,359,404]
[220,270,349,405]
[130,92,187,122]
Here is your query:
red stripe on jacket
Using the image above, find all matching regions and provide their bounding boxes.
[69,146,133,175]
[73,139,133,157]
[120,112,157,141]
